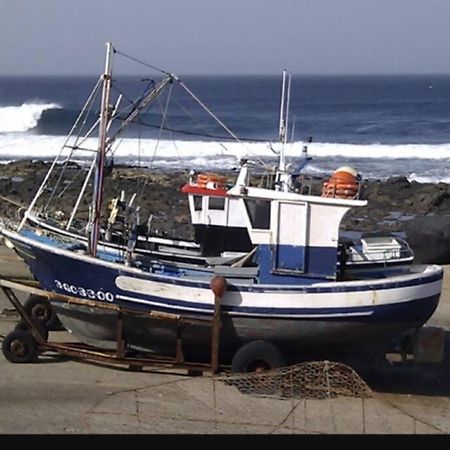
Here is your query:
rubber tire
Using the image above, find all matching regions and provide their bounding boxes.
[23,295,63,331]
[231,340,286,373]
[2,329,38,363]
[15,318,49,342]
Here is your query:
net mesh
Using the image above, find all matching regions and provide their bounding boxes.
[217,360,372,399]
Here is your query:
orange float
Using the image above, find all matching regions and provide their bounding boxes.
[321,166,359,199]
[196,172,227,189]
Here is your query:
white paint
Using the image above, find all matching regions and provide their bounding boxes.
[114,273,442,311]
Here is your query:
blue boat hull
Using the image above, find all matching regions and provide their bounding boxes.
[51,300,438,362]
[5,229,442,361]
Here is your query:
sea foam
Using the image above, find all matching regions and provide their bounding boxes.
[0,135,450,160]
[0,102,61,133]
[0,135,449,182]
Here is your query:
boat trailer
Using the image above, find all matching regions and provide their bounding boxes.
[0,275,229,375]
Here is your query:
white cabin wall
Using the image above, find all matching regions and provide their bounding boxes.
[308,203,351,249]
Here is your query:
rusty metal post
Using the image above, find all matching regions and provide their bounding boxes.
[116,310,125,358]
[210,276,227,374]
[175,321,184,362]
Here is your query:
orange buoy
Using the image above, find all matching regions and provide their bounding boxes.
[321,166,359,199]
[330,166,358,183]
[196,172,227,189]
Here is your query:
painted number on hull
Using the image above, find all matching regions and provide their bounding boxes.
[54,279,115,302]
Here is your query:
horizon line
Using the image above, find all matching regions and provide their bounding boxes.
[1,72,450,77]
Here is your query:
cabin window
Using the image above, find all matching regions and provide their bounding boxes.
[208,196,225,210]
[193,195,202,211]
[244,199,271,229]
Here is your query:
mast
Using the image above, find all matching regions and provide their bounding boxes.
[66,93,122,231]
[89,42,113,257]
[276,69,292,192]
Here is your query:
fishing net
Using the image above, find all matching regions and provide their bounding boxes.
[217,360,372,400]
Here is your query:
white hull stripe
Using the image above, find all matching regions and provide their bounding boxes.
[115,294,374,318]
[115,275,442,310]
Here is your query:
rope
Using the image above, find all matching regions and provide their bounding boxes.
[0,195,25,208]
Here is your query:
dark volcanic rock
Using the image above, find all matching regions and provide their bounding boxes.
[405,215,450,264]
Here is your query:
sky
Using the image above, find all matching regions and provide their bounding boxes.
[1,0,450,76]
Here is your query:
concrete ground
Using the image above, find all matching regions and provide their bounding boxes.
[0,244,450,434]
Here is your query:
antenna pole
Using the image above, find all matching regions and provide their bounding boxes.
[284,73,292,145]
[278,69,286,146]
[277,70,292,191]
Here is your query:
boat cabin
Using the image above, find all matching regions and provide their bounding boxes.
[182,164,368,283]
[228,180,368,283]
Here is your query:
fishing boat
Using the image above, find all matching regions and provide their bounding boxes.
[180,69,414,276]
[18,67,413,277]
[0,43,442,370]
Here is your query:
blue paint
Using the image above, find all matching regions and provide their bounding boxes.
[256,244,338,283]
[20,229,124,263]
[276,242,305,272]
[8,231,442,326]
[13,230,443,292]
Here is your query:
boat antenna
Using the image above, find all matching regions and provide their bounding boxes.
[89,41,114,257]
[278,70,286,157]
[276,69,292,192]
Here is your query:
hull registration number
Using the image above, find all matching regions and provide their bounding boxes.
[54,279,115,302]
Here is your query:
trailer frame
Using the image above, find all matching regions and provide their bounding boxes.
[0,276,229,375]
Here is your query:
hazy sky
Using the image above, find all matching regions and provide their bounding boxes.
[1,0,450,75]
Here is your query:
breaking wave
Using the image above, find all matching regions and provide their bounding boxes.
[0,135,449,182]
[0,102,62,133]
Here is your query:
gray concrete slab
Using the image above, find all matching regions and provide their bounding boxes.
[0,245,450,434]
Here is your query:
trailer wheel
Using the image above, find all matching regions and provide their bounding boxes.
[2,330,38,363]
[15,319,49,342]
[231,340,286,373]
[23,295,62,331]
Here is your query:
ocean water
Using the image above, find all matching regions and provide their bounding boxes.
[1,74,450,182]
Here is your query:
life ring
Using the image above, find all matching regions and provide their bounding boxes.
[196,172,227,189]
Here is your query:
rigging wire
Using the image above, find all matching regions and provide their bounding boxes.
[155,94,182,163]
[112,47,172,77]
[113,113,279,146]
[151,81,173,168]
[33,46,286,229]
[113,47,272,169]
[17,75,104,231]
[44,89,102,210]
[137,82,174,204]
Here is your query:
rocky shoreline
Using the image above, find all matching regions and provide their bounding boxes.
[0,159,449,264]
